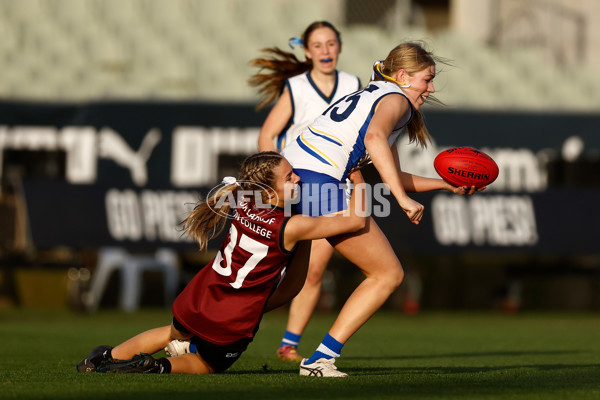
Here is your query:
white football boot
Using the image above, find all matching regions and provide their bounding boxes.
[164,339,191,357]
[299,358,348,377]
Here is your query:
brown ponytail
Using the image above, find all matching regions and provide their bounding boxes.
[181,152,284,250]
[248,48,312,110]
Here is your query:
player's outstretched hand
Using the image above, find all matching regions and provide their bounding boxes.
[446,183,487,195]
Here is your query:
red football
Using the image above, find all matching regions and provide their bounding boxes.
[434,147,499,187]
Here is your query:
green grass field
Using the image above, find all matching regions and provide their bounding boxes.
[1,309,599,399]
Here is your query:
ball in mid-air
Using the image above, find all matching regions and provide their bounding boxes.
[434,146,499,187]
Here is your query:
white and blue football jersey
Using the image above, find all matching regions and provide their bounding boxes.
[277,70,361,150]
[282,80,414,181]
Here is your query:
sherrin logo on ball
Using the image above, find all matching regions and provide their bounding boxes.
[434,146,499,188]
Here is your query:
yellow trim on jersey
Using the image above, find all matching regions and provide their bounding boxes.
[308,125,345,145]
[300,132,339,168]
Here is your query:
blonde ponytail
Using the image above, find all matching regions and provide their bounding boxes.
[181,183,239,251]
[181,152,284,251]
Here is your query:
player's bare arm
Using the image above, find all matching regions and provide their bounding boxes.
[365,95,424,224]
[282,171,366,250]
[393,151,482,195]
[257,89,293,151]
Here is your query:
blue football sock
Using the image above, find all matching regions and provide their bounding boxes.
[189,342,197,354]
[305,333,344,364]
[280,330,302,348]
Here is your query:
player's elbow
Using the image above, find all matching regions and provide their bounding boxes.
[364,131,377,146]
[364,131,388,155]
[257,134,274,152]
[364,130,385,145]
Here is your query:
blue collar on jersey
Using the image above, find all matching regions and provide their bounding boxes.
[306,70,339,103]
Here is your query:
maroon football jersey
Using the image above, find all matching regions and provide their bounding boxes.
[172,202,293,345]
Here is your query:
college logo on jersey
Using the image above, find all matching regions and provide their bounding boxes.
[207,180,279,219]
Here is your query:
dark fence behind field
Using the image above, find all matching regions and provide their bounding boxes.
[2,100,599,253]
[1,101,600,310]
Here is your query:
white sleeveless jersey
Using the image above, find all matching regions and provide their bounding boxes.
[277,70,361,149]
[282,80,414,180]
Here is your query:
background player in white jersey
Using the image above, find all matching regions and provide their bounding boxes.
[249,21,361,151]
[76,152,366,375]
[281,42,486,377]
[249,21,361,362]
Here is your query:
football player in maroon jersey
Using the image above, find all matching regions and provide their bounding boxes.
[77,151,366,375]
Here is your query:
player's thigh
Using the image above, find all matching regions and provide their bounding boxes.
[306,238,335,279]
[170,322,193,341]
[282,240,312,283]
[169,353,214,374]
[328,217,403,279]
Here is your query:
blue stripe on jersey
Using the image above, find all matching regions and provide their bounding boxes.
[308,127,343,146]
[344,118,370,179]
[343,92,410,178]
[288,79,296,125]
[296,136,332,166]
[277,132,286,150]
[277,80,296,151]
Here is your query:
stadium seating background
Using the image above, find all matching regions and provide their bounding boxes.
[1,0,599,110]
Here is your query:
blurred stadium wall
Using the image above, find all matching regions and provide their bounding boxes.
[0,0,599,108]
[0,0,599,312]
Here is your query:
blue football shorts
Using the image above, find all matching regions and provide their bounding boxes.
[293,169,350,217]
